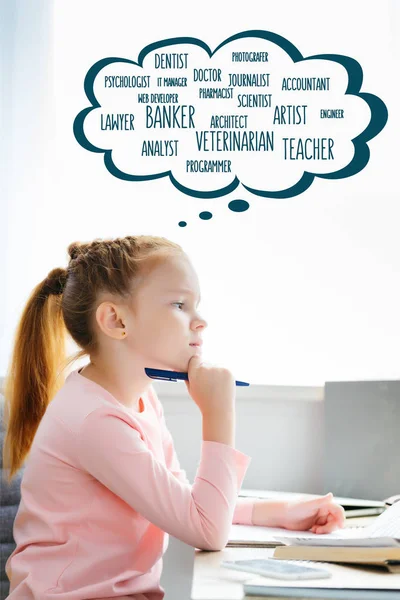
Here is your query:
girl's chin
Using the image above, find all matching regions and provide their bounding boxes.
[156,361,189,373]
[155,348,202,373]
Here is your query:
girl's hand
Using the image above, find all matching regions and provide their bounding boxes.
[282,492,346,534]
[185,355,235,416]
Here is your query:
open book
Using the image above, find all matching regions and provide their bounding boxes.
[272,499,400,570]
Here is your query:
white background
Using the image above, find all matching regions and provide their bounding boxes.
[1,0,399,385]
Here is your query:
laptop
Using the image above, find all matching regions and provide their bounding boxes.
[324,380,400,502]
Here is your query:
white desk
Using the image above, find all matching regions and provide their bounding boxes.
[193,545,283,600]
[191,517,381,600]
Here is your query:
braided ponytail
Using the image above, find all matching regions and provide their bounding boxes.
[2,235,183,482]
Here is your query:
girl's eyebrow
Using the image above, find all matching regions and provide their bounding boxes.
[166,289,201,303]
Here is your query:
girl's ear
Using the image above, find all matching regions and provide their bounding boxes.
[95,302,126,339]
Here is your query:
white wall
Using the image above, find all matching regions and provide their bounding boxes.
[1,0,399,387]
[152,380,325,493]
[0,0,56,376]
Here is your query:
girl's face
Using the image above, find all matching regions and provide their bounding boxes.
[126,254,207,372]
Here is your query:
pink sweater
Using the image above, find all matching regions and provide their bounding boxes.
[6,367,254,599]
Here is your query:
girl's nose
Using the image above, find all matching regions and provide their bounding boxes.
[193,316,207,330]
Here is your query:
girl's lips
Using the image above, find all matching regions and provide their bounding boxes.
[190,343,203,354]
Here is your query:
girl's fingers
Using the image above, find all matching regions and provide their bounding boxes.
[315,512,334,526]
[311,508,345,534]
[315,515,328,526]
[328,505,346,526]
[315,507,330,518]
[312,511,346,534]
[317,506,345,527]
[310,518,328,532]
[312,523,340,534]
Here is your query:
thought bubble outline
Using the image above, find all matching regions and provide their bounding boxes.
[73,30,388,199]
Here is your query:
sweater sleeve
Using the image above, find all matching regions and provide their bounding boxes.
[77,407,252,551]
[232,497,255,524]
[154,388,255,526]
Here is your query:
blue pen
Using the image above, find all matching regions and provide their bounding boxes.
[145,367,249,386]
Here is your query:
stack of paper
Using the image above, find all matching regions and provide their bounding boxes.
[272,500,400,570]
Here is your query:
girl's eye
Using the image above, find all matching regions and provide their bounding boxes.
[173,302,184,309]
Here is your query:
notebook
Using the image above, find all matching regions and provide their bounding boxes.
[271,499,400,571]
[272,546,400,571]
[228,524,292,548]
[227,522,379,549]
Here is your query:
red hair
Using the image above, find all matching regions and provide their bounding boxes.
[2,235,183,482]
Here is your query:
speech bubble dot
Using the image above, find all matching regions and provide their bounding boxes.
[178,221,187,227]
[228,200,250,213]
[199,211,213,220]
